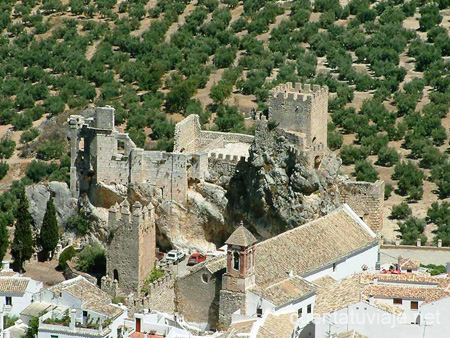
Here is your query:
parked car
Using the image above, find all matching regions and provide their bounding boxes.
[165,250,186,264]
[187,253,206,266]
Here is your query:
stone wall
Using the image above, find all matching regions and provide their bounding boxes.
[269,82,328,148]
[175,267,224,328]
[129,270,176,314]
[218,290,246,330]
[340,180,385,234]
[173,114,254,154]
[106,200,156,293]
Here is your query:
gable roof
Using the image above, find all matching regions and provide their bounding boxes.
[254,205,377,286]
[249,276,316,307]
[226,224,257,247]
[256,312,296,338]
[0,277,30,293]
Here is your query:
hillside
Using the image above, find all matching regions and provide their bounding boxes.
[0,0,449,245]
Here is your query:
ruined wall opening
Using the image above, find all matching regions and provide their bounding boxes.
[79,137,85,151]
[117,140,125,154]
[314,156,321,169]
[113,269,119,282]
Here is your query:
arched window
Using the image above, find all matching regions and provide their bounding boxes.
[113,269,119,282]
[233,252,240,271]
[314,156,321,169]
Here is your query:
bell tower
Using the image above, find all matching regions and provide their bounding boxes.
[219,222,257,329]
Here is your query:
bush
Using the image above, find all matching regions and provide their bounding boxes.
[384,183,394,200]
[392,161,424,201]
[36,141,66,160]
[397,217,427,245]
[58,246,76,270]
[339,145,368,165]
[376,147,399,167]
[327,129,343,150]
[66,213,92,236]
[391,202,412,220]
[353,160,379,182]
[0,138,16,159]
[0,163,9,181]
[25,160,57,183]
[77,242,106,274]
[20,128,40,143]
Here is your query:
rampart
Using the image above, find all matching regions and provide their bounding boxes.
[269,82,328,147]
[339,180,385,234]
[174,114,254,154]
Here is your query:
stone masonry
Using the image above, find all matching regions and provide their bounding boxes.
[105,199,156,293]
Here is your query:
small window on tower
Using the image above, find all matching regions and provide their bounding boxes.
[233,252,240,271]
[117,140,125,154]
[256,307,262,318]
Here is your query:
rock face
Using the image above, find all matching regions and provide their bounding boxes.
[26,181,77,229]
[227,124,342,235]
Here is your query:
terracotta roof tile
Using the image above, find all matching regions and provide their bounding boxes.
[331,331,368,338]
[256,312,296,338]
[249,276,316,306]
[226,225,257,247]
[399,258,421,270]
[0,277,30,293]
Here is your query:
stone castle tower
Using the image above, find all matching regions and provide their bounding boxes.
[219,223,257,329]
[269,82,328,148]
[106,200,156,293]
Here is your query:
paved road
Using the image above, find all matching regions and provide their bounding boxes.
[380,248,450,266]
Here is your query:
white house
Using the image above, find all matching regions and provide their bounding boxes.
[313,272,450,338]
[0,274,43,317]
[6,276,127,338]
[217,204,379,337]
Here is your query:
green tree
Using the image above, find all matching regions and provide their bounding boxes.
[397,217,427,245]
[0,214,9,263]
[391,202,412,220]
[354,160,379,182]
[376,147,399,167]
[40,197,59,259]
[11,188,34,272]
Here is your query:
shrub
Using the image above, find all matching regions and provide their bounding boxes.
[376,147,399,167]
[339,145,368,165]
[397,217,427,245]
[77,242,106,274]
[0,163,9,181]
[66,213,92,236]
[391,202,412,220]
[384,183,394,200]
[353,160,379,183]
[36,141,66,160]
[20,128,40,143]
[327,129,343,150]
[0,138,16,159]
[58,246,76,270]
[392,161,424,201]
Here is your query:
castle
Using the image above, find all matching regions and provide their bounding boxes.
[69,82,384,309]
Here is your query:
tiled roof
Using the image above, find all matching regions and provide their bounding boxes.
[49,276,123,318]
[316,273,450,316]
[254,205,376,286]
[0,277,30,293]
[360,273,450,288]
[249,276,316,307]
[364,285,450,304]
[312,275,336,287]
[20,302,59,317]
[314,275,365,315]
[218,319,256,338]
[226,225,257,247]
[399,257,420,270]
[256,312,296,338]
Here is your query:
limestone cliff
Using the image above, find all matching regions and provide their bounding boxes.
[226,123,342,235]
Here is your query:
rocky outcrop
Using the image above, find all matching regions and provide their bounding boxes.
[227,123,342,235]
[26,181,77,229]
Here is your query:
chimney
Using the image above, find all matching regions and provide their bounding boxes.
[438,239,442,248]
[70,309,77,330]
[368,295,374,305]
[1,261,10,271]
[416,238,421,247]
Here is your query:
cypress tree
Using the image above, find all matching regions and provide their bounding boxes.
[40,197,59,259]
[0,213,9,262]
[11,187,34,272]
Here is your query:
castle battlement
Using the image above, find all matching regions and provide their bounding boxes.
[208,152,249,163]
[108,200,154,229]
[270,82,328,102]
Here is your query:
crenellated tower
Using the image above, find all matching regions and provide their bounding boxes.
[106,200,156,293]
[269,82,328,149]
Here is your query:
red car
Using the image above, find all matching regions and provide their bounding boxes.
[187,253,206,266]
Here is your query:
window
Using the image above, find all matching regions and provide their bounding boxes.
[51,335,58,338]
[113,269,119,282]
[393,298,402,305]
[307,304,312,314]
[411,301,419,310]
[117,140,125,154]
[233,252,240,271]
[5,297,11,306]
[201,273,209,284]
[298,308,303,318]
[333,263,337,272]
[407,269,412,273]
[256,307,262,318]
